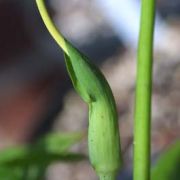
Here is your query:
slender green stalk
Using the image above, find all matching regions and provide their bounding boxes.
[134,0,155,180]
[36,0,68,54]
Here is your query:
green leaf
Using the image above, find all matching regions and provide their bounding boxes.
[151,141,180,180]
[0,146,27,164]
[0,132,85,180]
[0,132,84,164]
[0,166,23,180]
[36,131,85,154]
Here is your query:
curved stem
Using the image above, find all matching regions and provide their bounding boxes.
[134,0,155,180]
[36,0,68,55]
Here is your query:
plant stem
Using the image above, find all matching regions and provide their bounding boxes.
[36,0,68,55]
[134,0,155,180]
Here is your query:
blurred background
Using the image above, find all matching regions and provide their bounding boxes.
[0,0,180,179]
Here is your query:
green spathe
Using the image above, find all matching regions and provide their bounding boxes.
[64,48,122,175]
[36,0,122,179]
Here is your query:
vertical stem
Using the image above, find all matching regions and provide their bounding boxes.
[134,0,155,180]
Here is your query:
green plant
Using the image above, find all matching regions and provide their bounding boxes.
[2,0,179,180]
[36,0,123,180]
[151,141,180,180]
[133,0,155,180]
[0,132,85,180]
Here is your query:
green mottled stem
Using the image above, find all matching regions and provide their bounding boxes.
[99,174,116,180]
[134,0,155,180]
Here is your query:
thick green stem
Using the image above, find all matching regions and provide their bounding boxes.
[134,0,155,180]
